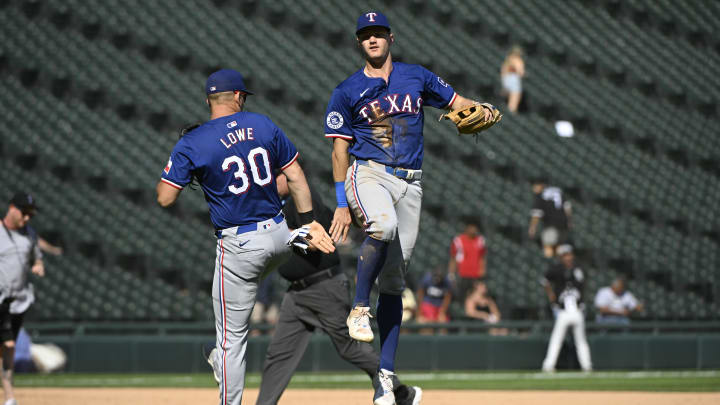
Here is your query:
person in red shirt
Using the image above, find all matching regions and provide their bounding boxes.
[448,219,487,303]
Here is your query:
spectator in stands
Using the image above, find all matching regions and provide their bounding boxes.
[1,193,46,405]
[594,277,643,324]
[500,45,525,113]
[416,267,452,325]
[448,218,487,303]
[528,177,572,258]
[464,280,506,335]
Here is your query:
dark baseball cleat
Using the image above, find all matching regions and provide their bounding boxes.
[395,384,423,405]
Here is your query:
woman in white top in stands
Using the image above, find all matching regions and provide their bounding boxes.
[500,45,525,113]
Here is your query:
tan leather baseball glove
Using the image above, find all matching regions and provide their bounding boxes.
[439,103,502,134]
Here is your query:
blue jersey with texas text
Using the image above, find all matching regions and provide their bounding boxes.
[160,112,298,229]
[324,62,456,170]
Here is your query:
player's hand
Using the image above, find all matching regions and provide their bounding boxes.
[528,227,536,239]
[304,220,336,254]
[481,104,494,121]
[31,261,45,277]
[329,206,352,244]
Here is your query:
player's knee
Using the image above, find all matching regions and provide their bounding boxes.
[368,217,398,242]
[2,341,14,350]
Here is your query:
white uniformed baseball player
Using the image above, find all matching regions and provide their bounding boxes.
[541,245,592,372]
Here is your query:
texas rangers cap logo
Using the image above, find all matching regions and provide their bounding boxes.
[164,158,173,175]
[356,11,391,34]
[326,111,344,129]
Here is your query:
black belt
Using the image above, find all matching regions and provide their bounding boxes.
[288,268,340,291]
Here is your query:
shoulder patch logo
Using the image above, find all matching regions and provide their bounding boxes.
[227,120,237,129]
[437,77,449,87]
[326,111,344,130]
[164,158,173,175]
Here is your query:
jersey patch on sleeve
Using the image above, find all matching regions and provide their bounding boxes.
[326,111,344,129]
[163,158,173,175]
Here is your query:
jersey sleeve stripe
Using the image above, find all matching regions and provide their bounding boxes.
[161,178,184,190]
[280,152,299,171]
[325,133,354,140]
[446,92,458,109]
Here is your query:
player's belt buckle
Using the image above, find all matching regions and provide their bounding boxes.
[357,159,421,181]
[391,167,422,181]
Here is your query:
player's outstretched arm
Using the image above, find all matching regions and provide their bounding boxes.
[329,138,352,243]
[156,181,182,207]
[283,160,335,254]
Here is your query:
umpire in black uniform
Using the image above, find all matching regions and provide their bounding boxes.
[256,174,420,405]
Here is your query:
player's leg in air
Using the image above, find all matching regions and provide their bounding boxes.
[345,167,397,344]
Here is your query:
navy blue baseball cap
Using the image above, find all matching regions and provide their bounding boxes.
[356,11,391,34]
[205,69,253,96]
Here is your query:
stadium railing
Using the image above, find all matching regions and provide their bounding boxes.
[25,321,720,338]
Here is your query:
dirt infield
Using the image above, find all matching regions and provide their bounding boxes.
[15,388,720,405]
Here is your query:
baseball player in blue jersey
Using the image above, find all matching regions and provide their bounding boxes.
[325,12,497,405]
[156,69,334,405]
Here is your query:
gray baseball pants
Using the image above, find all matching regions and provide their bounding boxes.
[212,217,291,405]
[256,273,379,405]
[345,160,423,295]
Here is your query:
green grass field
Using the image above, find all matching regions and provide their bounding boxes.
[15,370,720,392]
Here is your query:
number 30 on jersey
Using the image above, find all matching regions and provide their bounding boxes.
[222,147,272,195]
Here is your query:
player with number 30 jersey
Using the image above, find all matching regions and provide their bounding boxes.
[161,110,298,229]
[156,69,334,405]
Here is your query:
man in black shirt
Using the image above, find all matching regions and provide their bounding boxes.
[528,177,572,258]
[540,245,592,372]
[254,174,422,405]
